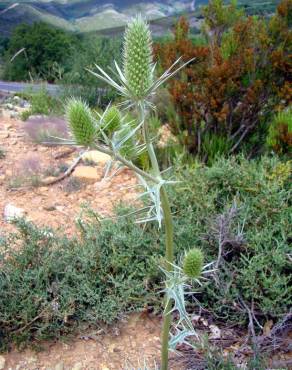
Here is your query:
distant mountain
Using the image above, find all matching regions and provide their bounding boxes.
[0,0,280,37]
[0,1,205,36]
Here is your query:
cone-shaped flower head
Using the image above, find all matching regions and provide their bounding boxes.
[102,106,122,135]
[66,98,96,146]
[183,248,204,279]
[123,15,154,100]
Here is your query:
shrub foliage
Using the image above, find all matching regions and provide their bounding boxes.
[0,156,290,349]
[154,0,292,158]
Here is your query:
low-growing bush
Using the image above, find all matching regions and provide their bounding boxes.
[20,88,63,121]
[0,156,290,349]
[266,107,292,155]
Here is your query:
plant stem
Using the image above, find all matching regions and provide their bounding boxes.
[160,186,174,370]
[138,104,174,370]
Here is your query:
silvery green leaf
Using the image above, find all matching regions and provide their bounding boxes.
[169,328,197,352]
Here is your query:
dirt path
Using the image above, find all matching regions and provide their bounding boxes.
[1,313,162,370]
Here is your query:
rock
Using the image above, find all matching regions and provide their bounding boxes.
[4,204,25,222]
[82,151,111,165]
[72,363,83,370]
[0,356,5,370]
[55,363,64,370]
[43,176,57,184]
[13,95,20,103]
[27,356,37,364]
[39,186,49,192]
[55,205,65,213]
[6,103,14,110]
[10,111,19,119]
[72,166,101,183]
[0,131,9,139]
[5,169,12,177]
[43,205,56,212]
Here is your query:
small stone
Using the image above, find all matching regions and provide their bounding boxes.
[73,166,101,183]
[4,204,25,222]
[55,363,64,370]
[72,363,83,370]
[5,169,12,177]
[43,205,56,212]
[27,356,37,364]
[0,356,6,370]
[6,103,13,110]
[82,150,111,165]
[10,111,19,119]
[0,131,9,139]
[39,187,49,192]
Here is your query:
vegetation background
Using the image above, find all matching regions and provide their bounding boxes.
[0,0,291,367]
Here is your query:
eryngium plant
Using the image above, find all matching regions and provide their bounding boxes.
[63,16,193,370]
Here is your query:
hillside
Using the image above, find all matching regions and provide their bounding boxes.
[0,0,281,37]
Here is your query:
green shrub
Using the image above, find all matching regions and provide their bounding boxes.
[266,107,292,155]
[0,156,290,349]
[3,22,76,82]
[20,88,63,120]
[169,155,291,323]
[0,212,161,350]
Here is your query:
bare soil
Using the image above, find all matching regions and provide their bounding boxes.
[0,116,137,236]
[2,313,162,370]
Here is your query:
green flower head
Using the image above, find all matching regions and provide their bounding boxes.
[123,15,154,100]
[66,98,96,146]
[102,106,122,135]
[183,248,204,279]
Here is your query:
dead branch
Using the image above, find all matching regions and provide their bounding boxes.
[53,148,76,160]
[41,153,83,186]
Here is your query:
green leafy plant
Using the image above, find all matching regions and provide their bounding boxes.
[266,107,292,154]
[21,88,62,121]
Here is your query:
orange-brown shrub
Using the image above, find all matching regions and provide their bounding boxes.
[154,0,292,157]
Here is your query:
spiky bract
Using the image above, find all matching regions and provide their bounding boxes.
[102,106,122,135]
[113,123,136,158]
[183,248,204,279]
[66,98,96,146]
[123,15,154,100]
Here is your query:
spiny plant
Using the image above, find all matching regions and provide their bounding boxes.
[61,15,206,370]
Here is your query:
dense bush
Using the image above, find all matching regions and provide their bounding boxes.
[61,34,122,107]
[20,88,63,121]
[0,212,160,350]
[3,22,76,82]
[155,0,292,159]
[0,155,290,349]
[266,107,292,154]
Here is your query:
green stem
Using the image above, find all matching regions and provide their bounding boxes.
[138,104,174,370]
[92,142,160,184]
[160,186,174,370]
